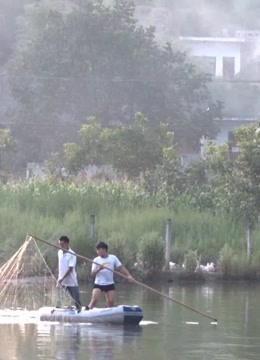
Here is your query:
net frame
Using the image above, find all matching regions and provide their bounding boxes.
[0,235,72,310]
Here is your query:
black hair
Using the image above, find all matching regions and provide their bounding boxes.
[96,241,108,251]
[59,235,70,243]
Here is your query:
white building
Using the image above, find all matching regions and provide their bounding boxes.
[179,30,260,80]
[179,36,243,79]
[179,30,260,157]
[214,117,257,145]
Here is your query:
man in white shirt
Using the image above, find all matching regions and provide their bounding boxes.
[57,235,82,312]
[86,241,133,310]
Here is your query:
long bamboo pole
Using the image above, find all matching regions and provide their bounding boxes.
[29,234,218,322]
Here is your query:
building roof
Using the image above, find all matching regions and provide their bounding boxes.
[214,117,258,122]
[179,36,245,43]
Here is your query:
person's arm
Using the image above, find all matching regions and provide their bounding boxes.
[58,252,76,284]
[117,265,134,281]
[91,266,104,277]
[58,267,73,284]
[91,261,106,277]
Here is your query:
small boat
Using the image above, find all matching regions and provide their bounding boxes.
[38,305,143,325]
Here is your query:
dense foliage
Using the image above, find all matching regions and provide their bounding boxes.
[4,0,217,166]
[48,113,180,180]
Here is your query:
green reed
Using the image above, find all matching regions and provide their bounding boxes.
[0,179,255,276]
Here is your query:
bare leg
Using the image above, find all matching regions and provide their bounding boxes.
[88,288,102,309]
[105,290,115,307]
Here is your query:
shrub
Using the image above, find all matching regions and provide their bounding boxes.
[219,244,250,278]
[218,243,234,276]
[136,231,164,277]
[183,250,199,273]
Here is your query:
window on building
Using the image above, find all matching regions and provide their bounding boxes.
[194,56,216,76]
[223,57,235,80]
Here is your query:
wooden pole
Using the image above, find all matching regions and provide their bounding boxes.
[246,224,252,260]
[29,234,217,322]
[164,219,172,271]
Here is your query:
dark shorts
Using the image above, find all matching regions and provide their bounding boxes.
[93,284,115,292]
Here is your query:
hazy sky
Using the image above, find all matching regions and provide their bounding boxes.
[135,0,260,37]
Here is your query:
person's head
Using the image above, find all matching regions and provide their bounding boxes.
[59,235,70,250]
[96,241,108,257]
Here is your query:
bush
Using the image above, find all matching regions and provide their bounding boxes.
[136,231,164,278]
[218,243,234,276]
[183,250,199,273]
[219,244,250,278]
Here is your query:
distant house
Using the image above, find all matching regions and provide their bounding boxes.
[179,35,243,80]
[179,30,260,161]
[179,30,260,81]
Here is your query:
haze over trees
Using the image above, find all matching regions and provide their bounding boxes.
[2,0,219,167]
[1,0,260,167]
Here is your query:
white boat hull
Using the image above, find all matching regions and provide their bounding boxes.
[38,305,143,325]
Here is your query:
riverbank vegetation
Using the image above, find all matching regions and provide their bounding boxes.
[0,173,259,281]
[0,120,260,281]
[1,115,259,281]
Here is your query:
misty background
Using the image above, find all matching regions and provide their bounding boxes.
[1,0,260,175]
[135,0,260,37]
[2,0,260,68]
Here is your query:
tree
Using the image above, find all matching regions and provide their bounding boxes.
[0,129,15,170]
[7,0,216,167]
[0,0,23,66]
[63,116,111,174]
[234,124,260,258]
[105,112,165,177]
[48,113,182,180]
[193,123,260,260]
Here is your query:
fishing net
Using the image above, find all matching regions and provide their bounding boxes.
[0,235,71,310]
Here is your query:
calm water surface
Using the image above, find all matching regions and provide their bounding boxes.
[0,282,259,360]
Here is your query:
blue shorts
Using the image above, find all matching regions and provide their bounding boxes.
[93,284,115,292]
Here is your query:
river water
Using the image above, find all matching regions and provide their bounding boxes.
[0,282,259,360]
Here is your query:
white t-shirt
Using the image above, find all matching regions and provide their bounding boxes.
[92,254,122,285]
[58,248,78,287]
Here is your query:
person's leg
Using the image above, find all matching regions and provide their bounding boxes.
[66,286,82,311]
[73,286,81,311]
[88,288,102,309]
[56,285,63,308]
[105,290,115,307]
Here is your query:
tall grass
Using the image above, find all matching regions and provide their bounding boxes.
[172,209,245,263]
[0,179,255,275]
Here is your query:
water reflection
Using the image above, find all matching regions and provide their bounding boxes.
[37,322,143,360]
[2,284,260,359]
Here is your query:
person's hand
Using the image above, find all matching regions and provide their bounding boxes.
[95,265,106,275]
[99,263,109,270]
[127,275,134,282]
